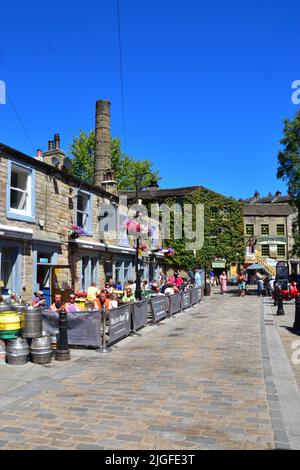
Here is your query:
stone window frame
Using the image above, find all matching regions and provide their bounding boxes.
[276,224,285,236]
[6,159,36,223]
[277,245,286,257]
[76,189,93,236]
[245,224,254,236]
[261,244,270,256]
[261,224,269,235]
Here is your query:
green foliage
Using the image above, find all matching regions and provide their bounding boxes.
[68,130,160,190]
[277,110,300,256]
[160,188,244,271]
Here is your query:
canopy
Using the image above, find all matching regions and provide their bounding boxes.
[246,263,264,270]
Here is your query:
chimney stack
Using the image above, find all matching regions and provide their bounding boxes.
[43,133,65,167]
[94,99,117,193]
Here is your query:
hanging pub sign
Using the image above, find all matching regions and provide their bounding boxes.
[276,261,289,280]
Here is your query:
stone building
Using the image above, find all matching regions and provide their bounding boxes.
[0,100,161,305]
[243,191,300,275]
[121,185,245,279]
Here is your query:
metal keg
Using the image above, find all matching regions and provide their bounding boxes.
[0,339,6,365]
[6,338,29,365]
[0,312,21,340]
[50,332,58,357]
[30,335,52,364]
[21,306,42,339]
[0,303,14,313]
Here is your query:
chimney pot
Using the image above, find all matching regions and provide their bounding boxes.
[54,134,60,149]
[48,140,54,151]
[36,149,42,158]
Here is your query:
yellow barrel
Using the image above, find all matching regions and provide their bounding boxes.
[0,313,20,339]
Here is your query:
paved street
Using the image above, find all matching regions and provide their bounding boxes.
[0,287,299,450]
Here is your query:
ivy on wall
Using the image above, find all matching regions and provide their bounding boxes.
[148,187,245,271]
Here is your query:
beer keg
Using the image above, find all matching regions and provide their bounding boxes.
[0,312,21,340]
[21,306,42,339]
[6,338,29,365]
[30,336,52,364]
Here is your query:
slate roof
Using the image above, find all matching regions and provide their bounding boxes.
[243,204,295,216]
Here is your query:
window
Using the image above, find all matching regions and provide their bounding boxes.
[210,236,217,246]
[7,161,35,222]
[245,224,254,236]
[223,207,229,219]
[0,244,20,295]
[277,245,286,257]
[261,245,270,256]
[91,257,98,284]
[77,192,92,234]
[114,259,132,285]
[80,256,98,291]
[277,224,285,236]
[210,207,218,219]
[261,225,269,235]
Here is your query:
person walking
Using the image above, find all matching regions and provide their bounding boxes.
[219,271,227,295]
[255,271,264,296]
[237,272,246,297]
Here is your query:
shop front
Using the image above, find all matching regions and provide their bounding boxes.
[32,241,61,307]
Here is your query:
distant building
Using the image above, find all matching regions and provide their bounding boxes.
[242,191,299,275]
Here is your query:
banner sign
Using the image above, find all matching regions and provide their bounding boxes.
[132,300,148,330]
[196,287,202,302]
[42,310,101,347]
[150,296,168,323]
[190,288,198,305]
[181,291,191,309]
[169,293,182,315]
[108,304,132,344]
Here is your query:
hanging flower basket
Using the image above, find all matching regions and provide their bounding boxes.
[133,242,148,251]
[68,225,87,239]
[162,247,174,257]
[125,219,152,236]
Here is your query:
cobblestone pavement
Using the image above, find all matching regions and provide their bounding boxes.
[0,287,296,450]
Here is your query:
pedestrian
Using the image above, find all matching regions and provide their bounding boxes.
[121,287,135,303]
[210,270,215,286]
[237,272,246,297]
[86,282,100,303]
[94,290,112,311]
[49,294,65,313]
[65,293,82,313]
[32,291,46,308]
[219,271,227,295]
[194,269,201,288]
[255,271,264,296]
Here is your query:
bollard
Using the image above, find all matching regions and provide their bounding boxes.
[55,309,70,361]
[273,285,278,306]
[276,289,285,316]
[96,307,111,353]
[204,281,211,296]
[293,294,300,331]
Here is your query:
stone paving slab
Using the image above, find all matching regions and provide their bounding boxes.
[0,287,295,450]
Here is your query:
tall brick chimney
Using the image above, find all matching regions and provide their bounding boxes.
[94,99,117,194]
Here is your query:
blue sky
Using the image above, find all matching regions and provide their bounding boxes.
[1,0,300,199]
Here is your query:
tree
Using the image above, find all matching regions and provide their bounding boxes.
[69,130,160,190]
[277,110,300,256]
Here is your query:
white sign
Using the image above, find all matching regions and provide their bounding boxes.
[0,80,6,104]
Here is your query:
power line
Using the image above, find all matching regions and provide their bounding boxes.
[6,88,36,153]
[117,0,126,153]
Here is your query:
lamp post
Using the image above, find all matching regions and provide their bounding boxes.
[134,171,159,301]
[134,170,142,301]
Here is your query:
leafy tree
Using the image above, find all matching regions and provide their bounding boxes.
[277,110,300,256]
[69,130,160,190]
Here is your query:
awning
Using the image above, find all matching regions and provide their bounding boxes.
[258,236,286,245]
[247,263,264,270]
